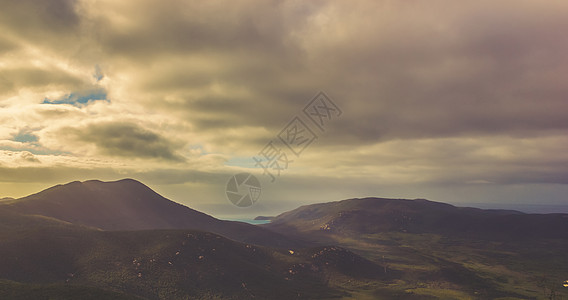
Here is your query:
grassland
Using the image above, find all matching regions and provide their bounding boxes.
[315,231,568,299]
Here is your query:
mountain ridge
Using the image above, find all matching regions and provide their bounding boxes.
[265,197,568,240]
[0,179,301,248]
[2,181,568,298]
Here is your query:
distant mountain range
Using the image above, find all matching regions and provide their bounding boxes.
[1,179,567,299]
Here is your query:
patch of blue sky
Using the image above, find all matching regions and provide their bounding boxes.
[42,88,108,107]
[13,132,38,143]
[224,156,257,168]
[10,132,69,156]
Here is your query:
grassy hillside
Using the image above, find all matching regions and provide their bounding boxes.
[3,183,568,299]
[0,209,386,299]
[265,198,568,299]
[267,197,568,240]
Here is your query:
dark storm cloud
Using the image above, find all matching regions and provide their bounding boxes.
[90,0,568,147]
[2,0,568,205]
[164,94,302,134]
[0,0,80,37]
[313,1,568,144]
[96,0,308,60]
[62,122,184,161]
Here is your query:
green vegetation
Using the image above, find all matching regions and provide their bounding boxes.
[295,230,568,299]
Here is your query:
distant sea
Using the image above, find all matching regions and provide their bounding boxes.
[221,218,271,225]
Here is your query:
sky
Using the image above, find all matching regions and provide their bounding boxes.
[1,0,567,217]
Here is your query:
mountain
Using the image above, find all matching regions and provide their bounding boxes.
[3,184,568,299]
[0,179,299,248]
[265,197,568,240]
[0,183,387,299]
[263,197,568,299]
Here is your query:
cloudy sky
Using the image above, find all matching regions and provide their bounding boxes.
[1,0,567,217]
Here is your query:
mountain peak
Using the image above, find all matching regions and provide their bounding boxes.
[76,178,146,187]
[5,178,210,231]
[1,179,301,248]
[81,178,154,192]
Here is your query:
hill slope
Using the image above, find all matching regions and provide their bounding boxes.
[263,197,568,299]
[0,179,299,248]
[0,211,384,299]
[3,187,567,299]
[265,197,568,239]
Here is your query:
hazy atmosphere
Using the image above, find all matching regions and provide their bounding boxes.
[1,0,568,217]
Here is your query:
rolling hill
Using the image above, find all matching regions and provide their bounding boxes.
[0,179,300,248]
[264,197,568,299]
[0,182,387,299]
[0,212,383,299]
[265,197,568,240]
[2,182,568,299]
